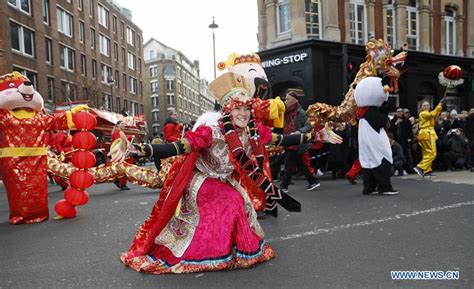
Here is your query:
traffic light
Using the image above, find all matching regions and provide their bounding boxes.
[348,62,357,82]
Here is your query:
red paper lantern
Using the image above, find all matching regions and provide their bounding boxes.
[443,65,463,80]
[64,187,90,206]
[70,171,94,189]
[72,131,97,150]
[71,151,96,169]
[54,199,77,218]
[73,111,97,131]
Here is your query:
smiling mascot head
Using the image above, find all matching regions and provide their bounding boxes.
[0,71,44,112]
[217,53,272,100]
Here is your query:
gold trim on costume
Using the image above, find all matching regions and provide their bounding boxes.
[0,147,47,158]
[65,111,75,128]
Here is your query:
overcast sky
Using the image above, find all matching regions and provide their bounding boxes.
[116,0,259,81]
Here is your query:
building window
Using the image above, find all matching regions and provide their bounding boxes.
[121,47,126,64]
[99,34,110,56]
[61,81,76,101]
[305,0,321,39]
[129,77,137,94]
[384,0,396,48]
[122,73,126,91]
[152,111,159,122]
[152,95,159,107]
[167,94,175,105]
[80,54,87,76]
[57,7,74,38]
[126,27,135,46]
[131,101,138,115]
[90,28,96,49]
[114,70,119,88]
[47,77,54,101]
[277,0,291,34]
[78,0,83,10]
[112,15,117,33]
[104,94,113,111]
[10,22,34,58]
[150,65,158,77]
[13,67,37,88]
[45,37,52,64]
[88,0,94,18]
[349,0,367,44]
[123,99,128,112]
[445,8,456,55]
[59,45,75,72]
[113,43,118,61]
[79,20,84,43]
[406,0,418,50]
[166,79,175,91]
[43,0,50,25]
[100,63,112,83]
[8,0,31,15]
[98,4,109,28]
[120,21,125,39]
[116,97,121,112]
[92,59,97,78]
[150,80,158,93]
[128,52,136,70]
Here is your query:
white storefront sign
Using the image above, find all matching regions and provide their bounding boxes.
[261,52,309,68]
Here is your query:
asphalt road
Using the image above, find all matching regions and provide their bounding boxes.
[1,172,473,289]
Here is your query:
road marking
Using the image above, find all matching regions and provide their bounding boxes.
[268,200,474,242]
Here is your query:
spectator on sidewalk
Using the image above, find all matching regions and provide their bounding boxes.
[442,128,468,171]
[388,132,406,176]
[280,90,320,193]
[389,107,414,174]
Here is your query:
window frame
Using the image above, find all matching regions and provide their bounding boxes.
[305,0,322,39]
[45,37,53,64]
[349,0,368,44]
[59,44,75,72]
[8,0,31,15]
[98,4,109,28]
[10,21,35,58]
[444,8,456,55]
[277,0,291,35]
[57,6,74,38]
[406,1,419,50]
[99,33,111,57]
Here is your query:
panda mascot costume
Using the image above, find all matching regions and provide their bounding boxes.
[354,77,398,195]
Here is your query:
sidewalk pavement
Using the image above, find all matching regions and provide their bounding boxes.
[400,170,474,185]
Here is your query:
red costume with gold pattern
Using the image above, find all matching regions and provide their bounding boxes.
[0,72,76,224]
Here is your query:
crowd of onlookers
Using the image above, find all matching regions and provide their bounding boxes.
[146,97,474,186]
[309,106,474,180]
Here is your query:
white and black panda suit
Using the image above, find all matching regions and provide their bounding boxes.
[354,77,398,195]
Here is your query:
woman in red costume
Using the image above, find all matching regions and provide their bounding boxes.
[0,72,87,224]
[113,72,311,274]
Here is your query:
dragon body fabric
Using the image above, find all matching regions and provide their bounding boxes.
[306,39,407,129]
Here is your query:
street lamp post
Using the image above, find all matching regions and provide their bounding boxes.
[209,16,219,79]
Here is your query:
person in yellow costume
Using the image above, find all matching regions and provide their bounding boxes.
[217,53,285,132]
[413,98,446,177]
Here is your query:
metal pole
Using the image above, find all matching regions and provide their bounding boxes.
[212,31,216,79]
[342,43,348,94]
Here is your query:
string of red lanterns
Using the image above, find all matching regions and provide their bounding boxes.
[54,111,97,219]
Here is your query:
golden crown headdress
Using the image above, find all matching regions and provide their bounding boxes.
[217,53,261,71]
[208,72,251,107]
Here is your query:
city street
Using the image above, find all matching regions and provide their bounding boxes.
[1,172,473,289]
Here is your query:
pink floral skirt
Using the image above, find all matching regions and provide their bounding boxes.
[121,177,274,274]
